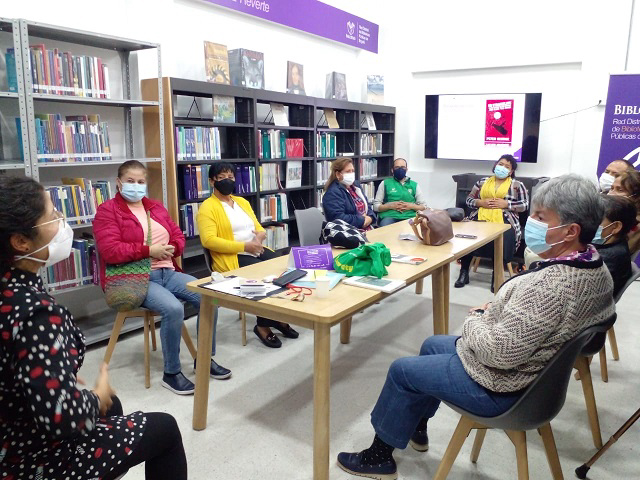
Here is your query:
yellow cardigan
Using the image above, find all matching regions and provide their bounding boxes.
[196,194,265,273]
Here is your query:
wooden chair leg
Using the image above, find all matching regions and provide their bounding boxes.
[538,424,564,480]
[470,429,487,463]
[599,346,608,383]
[181,324,197,360]
[103,311,127,364]
[415,278,424,295]
[240,312,247,346]
[340,317,352,344]
[472,257,480,273]
[608,327,619,361]
[150,314,157,351]
[575,356,603,448]
[506,430,529,480]
[433,416,476,480]
[143,312,151,389]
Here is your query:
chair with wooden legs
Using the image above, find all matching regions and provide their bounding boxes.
[433,316,616,480]
[103,308,197,389]
[471,256,516,277]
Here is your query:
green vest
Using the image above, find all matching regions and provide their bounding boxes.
[378,177,419,219]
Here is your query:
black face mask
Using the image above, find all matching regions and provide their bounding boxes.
[214,178,235,196]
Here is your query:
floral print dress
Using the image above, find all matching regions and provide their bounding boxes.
[0,268,146,480]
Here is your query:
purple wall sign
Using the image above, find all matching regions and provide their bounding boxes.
[203,0,379,53]
[597,74,640,175]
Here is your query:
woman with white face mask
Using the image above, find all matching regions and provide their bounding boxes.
[322,157,376,231]
[0,175,186,480]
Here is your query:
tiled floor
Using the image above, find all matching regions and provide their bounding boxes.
[80,269,640,479]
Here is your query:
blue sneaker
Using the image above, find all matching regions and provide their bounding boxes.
[337,451,397,480]
[161,372,195,395]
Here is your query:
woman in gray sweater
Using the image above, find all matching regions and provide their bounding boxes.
[337,174,616,480]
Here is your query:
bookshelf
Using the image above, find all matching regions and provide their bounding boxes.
[143,77,395,278]
[8,19,166,344]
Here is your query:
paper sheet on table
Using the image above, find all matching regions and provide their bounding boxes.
[288,269,345,290]
[201,276,283,298]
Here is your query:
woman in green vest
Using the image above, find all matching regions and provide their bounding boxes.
[373,158,427,227]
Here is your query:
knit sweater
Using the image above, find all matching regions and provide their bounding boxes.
[456,255,615,393]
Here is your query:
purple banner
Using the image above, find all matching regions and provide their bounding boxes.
[203,0,378,53]
[597,74,640,175]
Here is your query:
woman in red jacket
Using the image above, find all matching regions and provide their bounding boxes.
[93,161,230,396]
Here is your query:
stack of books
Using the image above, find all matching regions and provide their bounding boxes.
[316,160,330,186]
[360,181,376,201]
[29,44,110,98]
[359,158,378,180]
[179,202,201,238]
[360,133,383,155]
[263,224,289,250]
[259,163,282,191]
[316,132,336,158]
[46,238,96,291]
[258,129,287,159]
[47,179,112,225]
[175,126,221,161]
[260,193,288,222]
[35,114,111,163]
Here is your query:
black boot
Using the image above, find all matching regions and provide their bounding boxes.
[455,269,470,288]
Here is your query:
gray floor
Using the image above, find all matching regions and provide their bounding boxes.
[80,269,640,479]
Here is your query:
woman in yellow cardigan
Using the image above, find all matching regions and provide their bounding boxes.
[197,163,299,348]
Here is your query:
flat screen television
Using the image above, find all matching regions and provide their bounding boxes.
[424,93,542,163]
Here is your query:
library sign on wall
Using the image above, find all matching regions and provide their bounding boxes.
[204,0,379,53]
[597,74,640,174]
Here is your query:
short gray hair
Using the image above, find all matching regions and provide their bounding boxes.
[532,174,604,244]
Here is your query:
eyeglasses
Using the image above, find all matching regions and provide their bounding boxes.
[33,209,65,228]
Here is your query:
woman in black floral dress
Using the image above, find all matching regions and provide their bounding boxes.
[0,176,187,480]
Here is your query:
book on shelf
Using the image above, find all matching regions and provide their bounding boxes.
[323,109,340,129]
[260,193,288,222]
[285,138,304,158]
[60,177,112,217]
[212,95,236,123]
[317,189,325,212]
[316,160,330,186]
[366,75,384,105]
[46,238,97,291]
[204,41,231,85]
[259,163,283,191]
[28,44,110,98]
[360,133,383,155]
[175,126,221,161]
[264,223,289,250]
[15,118,24,161]
[5,48,17,93]
[286,160,303,188]
[258,129,287,159]
[325,72,347,100]
[47,181,112,225]
[228,48,264,89]
[316,132,336,158]
[359,158,378,180]
[271,103,289,127]
[180,164,213,200]
[180,202,201,238]
[35,114,111,163]
[364,112,377,130]
[234,164,257,194]
[360,181,375,201]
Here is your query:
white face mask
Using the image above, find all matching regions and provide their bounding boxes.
[599,172,615,192]
[14,218,74,267]
[341,172,355,186]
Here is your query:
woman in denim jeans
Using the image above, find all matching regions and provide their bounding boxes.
[94,160,231,395]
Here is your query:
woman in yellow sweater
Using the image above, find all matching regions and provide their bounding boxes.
[196,163,299,348]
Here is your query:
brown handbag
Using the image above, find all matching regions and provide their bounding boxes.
[409,208,454,246]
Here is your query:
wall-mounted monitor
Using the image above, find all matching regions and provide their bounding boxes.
[425,93,542,163]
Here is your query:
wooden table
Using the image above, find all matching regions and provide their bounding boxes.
[187,220,511,480]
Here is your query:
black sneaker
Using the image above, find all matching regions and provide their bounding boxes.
[336,451,397,480]
[409,427,429,452]
[193,358,232,380]
[161,372,195,395]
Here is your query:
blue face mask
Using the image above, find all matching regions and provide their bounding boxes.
[524,217,569,255]
[494,165,510,179]
[120,182,147,202]
[393,168,407,181]
[592,223,615,245]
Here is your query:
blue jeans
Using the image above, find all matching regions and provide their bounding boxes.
[142,268,217,375]
[378,217,404,227]
[370,335,520,449]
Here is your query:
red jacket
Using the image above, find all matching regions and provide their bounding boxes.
[93,193,185,288]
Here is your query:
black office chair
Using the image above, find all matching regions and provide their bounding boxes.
[433,315,616,480]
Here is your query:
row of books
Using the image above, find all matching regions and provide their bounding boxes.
[29,44,110,98]
[260,193,289,222]
[35,114,111,163]
[175,126,222,161]
[46,239,97,291]
[181,165,212,200]
[263,224,289,251]
[258,129,306,159]
[359,158,379,180]
[316,132,337,158]
[46,180,112,225]
[179,202,202,238]
[259,163,283,191]
[360,181,376,202]
[316,160,331,186]
[5,48,18,92]
[361,133,384,155]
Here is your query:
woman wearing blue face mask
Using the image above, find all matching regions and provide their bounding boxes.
[455,155,529,291]
[0,175,187,480]
[93,161,230,396]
